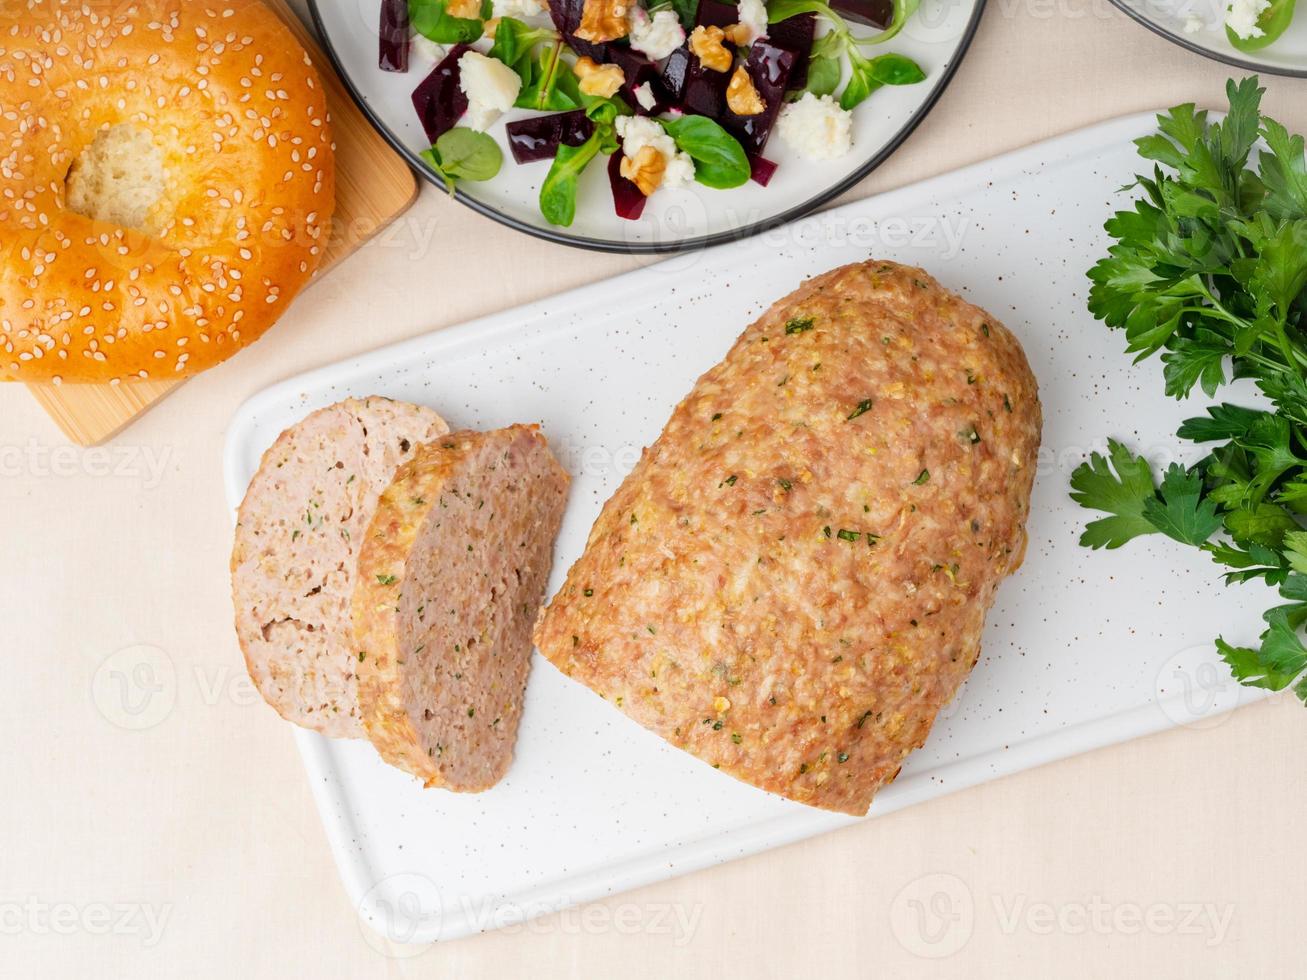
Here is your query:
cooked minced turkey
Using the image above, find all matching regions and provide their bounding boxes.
[352,426,570,790]
[231,397,449,737]
[535,261,1041,815]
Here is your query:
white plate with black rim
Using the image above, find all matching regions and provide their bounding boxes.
[308,0,984,252]
[1110,0,1307,76]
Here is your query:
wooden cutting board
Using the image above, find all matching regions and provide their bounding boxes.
[26,0,419,446]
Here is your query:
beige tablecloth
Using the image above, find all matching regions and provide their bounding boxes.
[3,1,1305,976]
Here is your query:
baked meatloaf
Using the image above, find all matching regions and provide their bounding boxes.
[352,425,570,790]
[534,260,1041,815]
[231,397,449,737]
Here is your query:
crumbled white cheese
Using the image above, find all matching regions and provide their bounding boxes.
[776,93,853,161]
[1183,12,1207,31]
[633,81,658,111]
[493,0,547,15]
[1226,0,1270,38]
[458,51,522,131]
[616,114,695,189]
[410,32,445,64]
[661,152,696,189]
[627,7,686,60]
[736,0,768,44]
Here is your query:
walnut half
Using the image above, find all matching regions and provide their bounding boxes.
[573,56,626,98]
[576,0,629,42]
[620,145,666,196]
[447,0,481,18]
[726,65,765,115]
[723,22,752,44]
[688,25,732,72]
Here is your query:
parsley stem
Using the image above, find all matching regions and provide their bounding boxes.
[1272,321,1307,372]
[1185,288,1307,373]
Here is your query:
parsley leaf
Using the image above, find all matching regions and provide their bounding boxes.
[1161,330,1228,398]
[1224,501,1298,549]
[1177,403,1266,442]
[1258,116,1307,220]
[1142,463,1222,546]
[1068,441,1160,549]
[1218,606,1307,694]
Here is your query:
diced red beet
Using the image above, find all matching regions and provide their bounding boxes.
[694,0,736,29]
[767,11,816,48]
[766,13,815,89]
[669,1,735,117]
[605,44,673,114]
[608,150,647,220]
[547,0,608,61]
[411,43,470,144]
[679,61,729,117]
[719,39,795,156]
[630,88,670,116]
[830,0,894,29]
[691,2,813,88]
[605,43,651,78]
[749,155,777,186]
[505,110,595,164]
[659,46,692,101]
[379,0,410,73]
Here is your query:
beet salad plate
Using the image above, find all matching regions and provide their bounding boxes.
[309,0,985,251]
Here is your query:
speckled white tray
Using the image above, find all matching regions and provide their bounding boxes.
[223,112,1274,945]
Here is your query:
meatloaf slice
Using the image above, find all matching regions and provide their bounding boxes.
[231,397,449,738]
[534,260,1041,815]
[352,425,570,790]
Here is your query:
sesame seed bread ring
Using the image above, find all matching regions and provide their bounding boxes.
[0,0,335,384]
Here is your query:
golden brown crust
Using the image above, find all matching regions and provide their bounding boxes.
[352,444,456,784]
[0,0,335,383]
[353,425,570,790]
[534,260,1042,815]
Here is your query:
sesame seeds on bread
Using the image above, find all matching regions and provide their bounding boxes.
[0,0,335,383]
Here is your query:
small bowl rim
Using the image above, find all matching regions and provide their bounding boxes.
[1106,0,1307,79]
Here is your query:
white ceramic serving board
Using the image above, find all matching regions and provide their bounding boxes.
[223,112,1275,945]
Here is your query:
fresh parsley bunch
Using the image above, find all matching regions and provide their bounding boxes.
[1071,77,1307,704]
